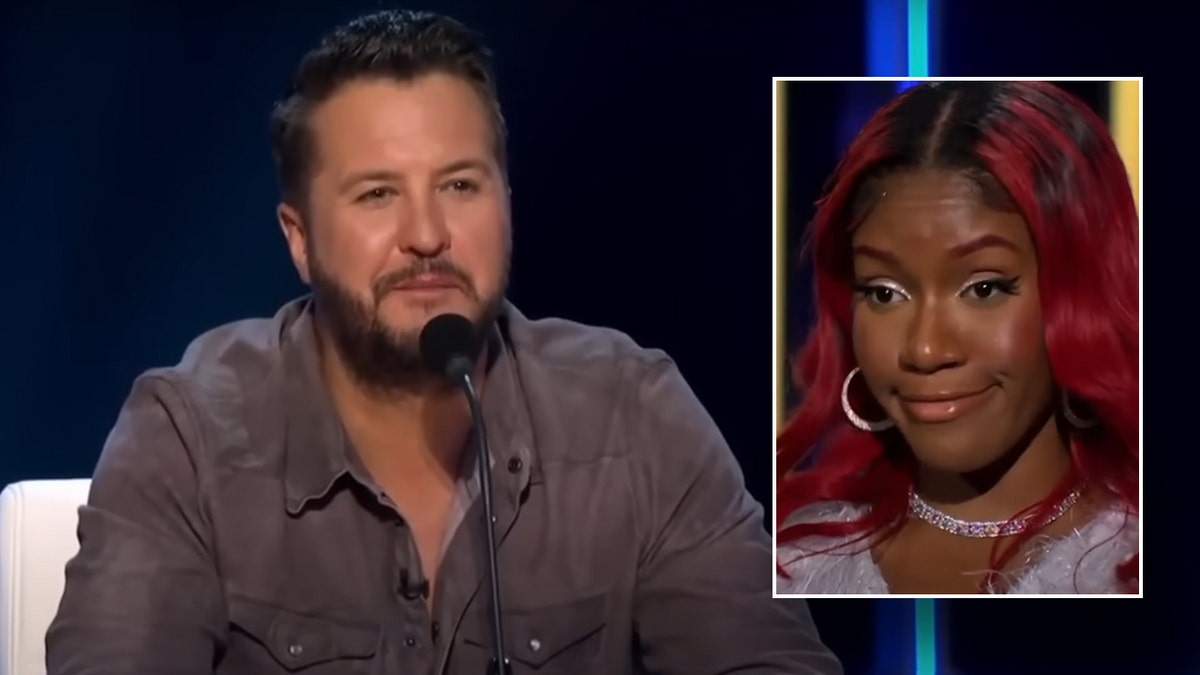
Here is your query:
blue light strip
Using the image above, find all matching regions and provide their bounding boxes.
[867,0,906,77]
[872,600,912,673]
[927,0,942,77]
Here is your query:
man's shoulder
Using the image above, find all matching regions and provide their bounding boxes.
[502,303,670,388]
[146,303,295,387]
[128,299,304,429]
[497,304,716,468]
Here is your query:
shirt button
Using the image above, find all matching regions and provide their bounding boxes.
[288,643,304,657]
[507,457,523,473]
[529,638,542,652]
[405,636,417,647]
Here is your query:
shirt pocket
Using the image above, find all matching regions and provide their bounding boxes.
[462,591,608,672]
[228,596,381,672]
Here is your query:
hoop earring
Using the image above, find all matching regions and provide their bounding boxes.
[1062,390,1099,429]
[841,367,895,432]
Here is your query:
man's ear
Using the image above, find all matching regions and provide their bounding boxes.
[277,201,311,284]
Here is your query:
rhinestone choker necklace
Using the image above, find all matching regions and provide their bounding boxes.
[907,487,1084,538]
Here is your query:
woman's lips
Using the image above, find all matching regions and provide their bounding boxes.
[897,386,996,423]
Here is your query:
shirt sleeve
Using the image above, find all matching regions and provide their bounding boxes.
[629,356,843,674]
[46,373,227,675]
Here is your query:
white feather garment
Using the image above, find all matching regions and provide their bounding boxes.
[776,501,1138,594]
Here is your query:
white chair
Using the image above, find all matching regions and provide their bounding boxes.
[0,479,91,675]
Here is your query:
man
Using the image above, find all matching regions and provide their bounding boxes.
[46,10,840,674]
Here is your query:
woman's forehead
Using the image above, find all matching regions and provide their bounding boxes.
[851,170,1033,255]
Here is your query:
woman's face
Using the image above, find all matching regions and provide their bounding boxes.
[849,169,1056,474]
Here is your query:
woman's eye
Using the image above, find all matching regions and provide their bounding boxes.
[969,281,999,299]
[869,287,897,304]
[854,282,907,305]
[963,277,1021,301]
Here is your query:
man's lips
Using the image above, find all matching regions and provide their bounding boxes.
[391,274,462,291]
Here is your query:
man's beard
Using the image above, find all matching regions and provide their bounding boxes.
[308,251,508,396]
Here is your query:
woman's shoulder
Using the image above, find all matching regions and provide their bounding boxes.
[776,500,888,594]
[780,499,871,529]
[776,499,1139,595]
[1002,502,1139,594]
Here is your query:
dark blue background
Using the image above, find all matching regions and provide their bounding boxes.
[0,2,1172,674]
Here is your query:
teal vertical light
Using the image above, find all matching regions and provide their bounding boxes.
[908,0,937,673]
[914,599,937,675]
[907,0,929,76]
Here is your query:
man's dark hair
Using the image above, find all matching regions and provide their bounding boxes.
[269,10,507,209]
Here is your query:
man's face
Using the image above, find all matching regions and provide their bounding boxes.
[278,73,511,391]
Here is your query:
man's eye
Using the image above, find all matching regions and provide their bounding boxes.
[442,179,480,194]
[359,187,395,202]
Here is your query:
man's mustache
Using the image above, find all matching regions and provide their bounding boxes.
[372,258,477,302]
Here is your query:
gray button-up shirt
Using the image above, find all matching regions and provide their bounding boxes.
[46,297,841,674]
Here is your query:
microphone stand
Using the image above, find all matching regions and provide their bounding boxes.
[450,362,511,675]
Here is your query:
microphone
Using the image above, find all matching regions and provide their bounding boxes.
[418,313,479,384]
[419,314,511,675]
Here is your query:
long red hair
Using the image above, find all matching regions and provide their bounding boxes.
[776,81,1139,589]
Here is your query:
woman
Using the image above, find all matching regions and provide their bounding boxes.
[775,81,1139,594]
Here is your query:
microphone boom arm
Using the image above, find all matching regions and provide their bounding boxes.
[451,360,511,675]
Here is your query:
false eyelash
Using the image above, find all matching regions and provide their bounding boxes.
[850,283,892,300]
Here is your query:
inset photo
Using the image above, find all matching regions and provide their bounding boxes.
[774,78,1141,597]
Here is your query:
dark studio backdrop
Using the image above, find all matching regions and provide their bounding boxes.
[0,1,1175,674]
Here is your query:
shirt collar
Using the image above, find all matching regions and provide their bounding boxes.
[280,297,536,514]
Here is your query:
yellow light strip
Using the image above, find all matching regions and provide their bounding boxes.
[775,80,788,429]
[1110,79,1140,213]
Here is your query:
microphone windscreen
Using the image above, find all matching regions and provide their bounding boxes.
[419,313,477,377]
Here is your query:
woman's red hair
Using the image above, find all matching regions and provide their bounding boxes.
[776,81,1139,590]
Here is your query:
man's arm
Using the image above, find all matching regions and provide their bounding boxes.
[629,357,842,674]
[46,374,226,674]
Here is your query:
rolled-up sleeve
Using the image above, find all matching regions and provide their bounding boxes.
[46,374,226,675]
[629,357,842,674]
